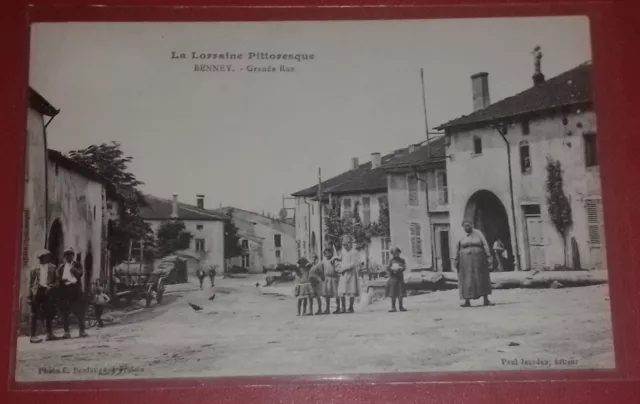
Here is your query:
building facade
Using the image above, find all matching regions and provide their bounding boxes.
[218,207,297,272]
[437,62,605,271]
[141,194,226,272]
[385,138,451,271]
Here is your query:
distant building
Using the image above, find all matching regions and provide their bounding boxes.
[216,207,297,272]
[436,62,604,271]
[384,137,451,271]
[140,194,226,272]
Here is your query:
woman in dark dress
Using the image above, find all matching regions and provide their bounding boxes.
[455,220,493,307]
[385,247,407,312]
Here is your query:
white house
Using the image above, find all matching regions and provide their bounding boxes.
[141,194,226,272]
[435,61,605,271]
[384,137,451,271]
[216,207,297,272]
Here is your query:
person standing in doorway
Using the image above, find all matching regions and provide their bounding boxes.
[336,236,359,313]
[57,247,88,338]
[385,247,407,312]
[492,239,508,272]
[28,250,59,343]
[454,220,493,307]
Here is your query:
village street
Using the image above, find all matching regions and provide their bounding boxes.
[16,275,615,381]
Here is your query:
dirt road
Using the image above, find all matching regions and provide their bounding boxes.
[15,275,615,381]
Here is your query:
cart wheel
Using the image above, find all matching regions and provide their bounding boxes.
[85,317,98,329]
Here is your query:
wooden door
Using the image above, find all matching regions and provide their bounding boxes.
[525,216,545,270]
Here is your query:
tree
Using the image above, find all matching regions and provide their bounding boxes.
[68,142,154,264]
[324,198,345,251]
[224,218,244,260]
[156,220,193,257]
[546,158,573,266]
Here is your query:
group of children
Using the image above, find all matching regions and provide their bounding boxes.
[294,238,409,315]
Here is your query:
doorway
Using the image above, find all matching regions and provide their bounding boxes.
[464,190,513,271]
[84,245,93,293]
[523,204,545,270]
[434,225,451,272]
[47,219,64,267]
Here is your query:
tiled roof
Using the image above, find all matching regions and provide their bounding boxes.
[436,62,593,131]
[383,136,447,172]
[140,195,227,221]
[293,141,444,197]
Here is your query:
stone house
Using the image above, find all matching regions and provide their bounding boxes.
[141,194,226,273]
[383,137,451,271]
[435,62,604,271]
[216,207,297,272]
[21,89,120,329]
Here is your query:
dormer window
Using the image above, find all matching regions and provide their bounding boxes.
[522,119,530,135]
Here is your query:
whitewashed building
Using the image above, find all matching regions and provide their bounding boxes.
[216,207,297,272]
[141,194,226,272]
[384,137,451,271]
[435,62,605,271]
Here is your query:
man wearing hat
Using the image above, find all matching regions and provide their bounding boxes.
[28,249,58,343]
[56,247,88,338]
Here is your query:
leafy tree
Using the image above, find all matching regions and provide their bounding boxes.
[546,158,573,266]
[223,215,244,260]
[324,199,345,251]
[156,220,193,257]
[68,142,154,264]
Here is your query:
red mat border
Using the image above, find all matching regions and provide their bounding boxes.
[2,1,640,403]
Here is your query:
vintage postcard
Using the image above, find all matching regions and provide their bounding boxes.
[17,17,614,381]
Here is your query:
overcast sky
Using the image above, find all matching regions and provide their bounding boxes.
[29,17,592,215]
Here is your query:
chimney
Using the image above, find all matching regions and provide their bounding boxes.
[532,45,545,86]
[171,194,179,218]
[196,194,205,209]
[471,72,490,112]
[351,157,359,170]
[371,153,381,169]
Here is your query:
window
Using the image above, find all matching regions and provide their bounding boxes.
[584,133,598,167]
[241,239,249,249]
[275,250,281,260]
[242,255,250,268]
[522,204,541,216]
[435,170,448,205]
[586,199,604,246]
[520,141,532,174]
[409,223,423,258]
[362,197,371,225]
[473,136,483,155]
[378,195,388,208]
[407,175,419,206]
[196,224,203,230]
[342,198,352,214]
[274,234,282,248]
[522,120,530,135]
[195,238,205,252]
[381,237,391,266]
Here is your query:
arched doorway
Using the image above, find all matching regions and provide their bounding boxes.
[310,231,317,255]
[84,245,93,293]
[47,219,64,267]
[464,190,514,271]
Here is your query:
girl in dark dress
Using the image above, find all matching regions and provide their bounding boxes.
[385,247,407,312]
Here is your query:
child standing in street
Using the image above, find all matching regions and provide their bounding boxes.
[196,268,206,289]
[93,286,111,328]
[294,257,315,316]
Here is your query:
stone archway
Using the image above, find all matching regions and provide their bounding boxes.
[47,219,64,267]
[464,190,513,271]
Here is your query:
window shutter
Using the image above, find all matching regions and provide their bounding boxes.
[410,223,423,257]
[22,209,30,266]
[586,199,602,246]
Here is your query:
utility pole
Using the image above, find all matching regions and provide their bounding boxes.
[420,68,431,157]
[318,167,323,254]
